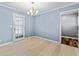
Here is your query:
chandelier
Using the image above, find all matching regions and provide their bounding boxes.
[27,2,38,16]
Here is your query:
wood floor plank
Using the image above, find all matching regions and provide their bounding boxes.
[0,36,79,56]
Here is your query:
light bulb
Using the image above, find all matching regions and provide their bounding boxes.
[36,10,38,14]
[27,12,30,15]
[30,9,33,12]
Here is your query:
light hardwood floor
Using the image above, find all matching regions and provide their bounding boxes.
[0,36,79,56]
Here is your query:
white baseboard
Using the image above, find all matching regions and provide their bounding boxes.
[0,36,60,47]
[30,36,60,44]
[26,36,36,39]
[0,42,13,47]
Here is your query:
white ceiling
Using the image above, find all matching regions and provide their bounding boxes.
[0,2,78,14]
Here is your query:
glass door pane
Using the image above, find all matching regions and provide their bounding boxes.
[13,13,25,41]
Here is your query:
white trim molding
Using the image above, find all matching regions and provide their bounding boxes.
[60,9,79,44]
[0,3,78,16]
[60,9,79,15]
[30,36,60,44]
[0,3,25,14]
[37,3,79,16]
[0,42,13,47]
[0,36,59,47]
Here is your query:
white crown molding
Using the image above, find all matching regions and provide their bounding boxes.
[0,3,26,14]
[60,9,79,15]
[0,3,78,16]
[37,3,79,16]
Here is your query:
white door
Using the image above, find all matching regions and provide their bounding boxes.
[13,13,25,41]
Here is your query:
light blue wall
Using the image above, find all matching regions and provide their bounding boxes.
[25,16,34,37]
[0,6,31,44]
[0,6,12,44]
[35,3,79,42]
[0,3,79,44]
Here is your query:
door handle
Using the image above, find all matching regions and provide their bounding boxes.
[14,28,15,31]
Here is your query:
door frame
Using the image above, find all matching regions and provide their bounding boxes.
[60,9,79,47]
[12,13,25,42]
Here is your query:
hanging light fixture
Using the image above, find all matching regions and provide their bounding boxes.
[27,2,38,16]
